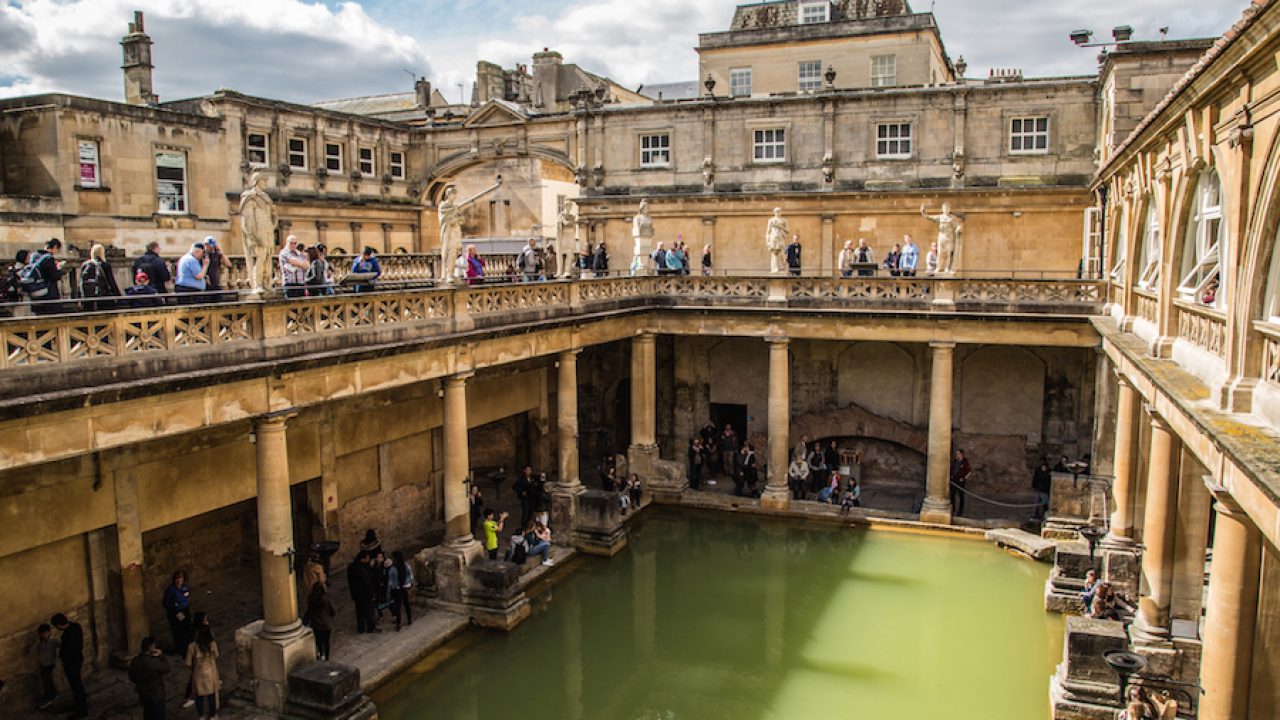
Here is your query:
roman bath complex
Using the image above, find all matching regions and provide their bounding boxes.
[0,1,1278,717]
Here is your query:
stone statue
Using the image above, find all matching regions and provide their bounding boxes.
[921,203,963,275]
[437,177,503,285]
[765,207,790,275]
[239,172,276,295]
[630,199,654,274]
[557,200,579,279]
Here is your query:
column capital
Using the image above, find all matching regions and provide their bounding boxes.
[1112,367,1135,388]
[929,340,956,351]
[558,348,583,360]
[633,331,656,344]
[1144,403,1173,431]
[1206,482,1250,519]
[254,410,297,432]
[444,371,474,388]
[764,336,790,345]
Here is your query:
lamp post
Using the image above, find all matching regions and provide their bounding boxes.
[1104,651,1201,709]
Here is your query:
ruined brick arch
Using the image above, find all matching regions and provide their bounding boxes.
[790,403,928,457]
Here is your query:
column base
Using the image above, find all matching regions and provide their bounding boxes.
[919,498,952,525]
[1148,335,1175,359]
[551,483,586,537]
[574,489,628,556]
[235,620,316,713]
[463,560,532,631]
[626,443,659,483]
[283,660,378,720]
[1129,613,1172,647]
[758,486,790,511]
[433,539,482,605]
[1100,544,1141,599]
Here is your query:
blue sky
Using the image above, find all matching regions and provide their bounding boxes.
[0,0,1245,104]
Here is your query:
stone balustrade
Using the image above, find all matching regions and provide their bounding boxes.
[0,276,1105,376]
[1258,322,1280,386]
[1133,288,1158,324]
[1174,300,1226,358]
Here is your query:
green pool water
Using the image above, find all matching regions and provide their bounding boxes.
[373,511,1063,720]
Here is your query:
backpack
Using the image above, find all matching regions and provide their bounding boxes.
[18,252,49,298]
[507,535,528,564]
[79,260,104,298]
[519,247,541,274]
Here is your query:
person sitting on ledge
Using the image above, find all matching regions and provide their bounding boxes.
[1080,569,1100,610]
[528,521,554,567]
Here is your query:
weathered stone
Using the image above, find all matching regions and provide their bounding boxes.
[463,559,531,631]
[574,489,627,556]
[986,528,1056,561]
[1049,616,1127,718]
[284,661,377,720]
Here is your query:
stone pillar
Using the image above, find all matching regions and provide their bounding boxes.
[1131,407,1180,644]
[627,333,659,482]
[1200,489,1262,720]
[256,414,302,635]
[1170,447,1211,627]
[552,351,585,534]
[760,337,791,510]
[237,413,314,712]
[920,341,955,524]
[113,468,150,653]
[1104,373,1139,545]
[443,373,475,546]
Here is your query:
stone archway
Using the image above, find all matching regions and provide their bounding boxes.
[791,404,928,512]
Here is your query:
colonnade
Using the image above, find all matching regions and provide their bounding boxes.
[1106,372,1265,719]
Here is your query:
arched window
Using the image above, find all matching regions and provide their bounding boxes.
[1265,225,1280,322]
[1109,205,1128,281]
[1177,171,1225,305]
[1136,200,1161,289]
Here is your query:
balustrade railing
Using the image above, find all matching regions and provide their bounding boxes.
[1174,300,1226,358]
[0,276,1105,371]
[1133,289,1158,324]
[1257,323,1280,386]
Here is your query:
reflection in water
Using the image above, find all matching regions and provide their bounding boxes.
[373,511,1062,720]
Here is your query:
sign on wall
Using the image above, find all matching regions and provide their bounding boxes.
[78,140,100,188]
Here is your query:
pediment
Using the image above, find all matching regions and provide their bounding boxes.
[463,100,529,128]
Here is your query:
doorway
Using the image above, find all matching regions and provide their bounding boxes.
[710,403,749,441]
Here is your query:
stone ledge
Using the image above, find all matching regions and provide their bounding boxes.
[986,527,1056,560]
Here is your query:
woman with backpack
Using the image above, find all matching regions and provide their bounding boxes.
[387,551,415,631]
[184,626,220,719]
[591,242,609,278]
[79,243,121,311]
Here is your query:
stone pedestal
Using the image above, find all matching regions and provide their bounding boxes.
[1049,616,1127,719]
[1045,541,1098,613]
[626,443,658,487]
[574,489,627,556]
[1100,545,1141,600]
[235,620,316,713]
[431,540,482,606]
[647,458,689,503]
[463,560,531,630]
[550,484,585,538]
[1042,472,1095,540]
[284,661,377,720]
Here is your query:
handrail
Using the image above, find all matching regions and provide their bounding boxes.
[0,276,1105,371]
[1172,299,1226,358]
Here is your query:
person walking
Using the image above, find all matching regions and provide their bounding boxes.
[518,238,543,281]
[532,472,551,527]
[202,238,232,301]
[23,239,66,315]
[388,551,415,631]
[1032,459,1053,521]
[853,238,875,277]
[51,613,87,718]
[740,444,759,496]
[482,509,507,560]
[468,484,486,535]
[785,235,802,276]
[900,235,920,276]
[302,553,326,598]
[278,236,309,297]
[700,244,713,276]
[132,241,171,296]
[305,583,336,661]
[128,636,169,720]
[925,242,940,274]
[184,626,219,719]
[883,243,902,277]
[950,449,972,518]
[163,570,193,657]
[513,466,535,530]
[173,242,210,304]
[837,240,855,278]
[591,242,609,277]
[465,245,485,284]
[346,551,377,634]
[687,437,704,490]
[33,622,59,710]
[720,425,739,482]
[78,243,121,311]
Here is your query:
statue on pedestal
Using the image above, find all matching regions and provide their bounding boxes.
[765,208,789,275]
[921,203,963,275]
[630,199,654,275]
[557,200,579,279]
[239,172,276,295]
[437,177,502,285]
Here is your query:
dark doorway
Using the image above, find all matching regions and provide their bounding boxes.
[710,403,749,441]
[291,480,318,572]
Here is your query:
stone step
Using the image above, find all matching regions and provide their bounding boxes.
[986,527,1057,561]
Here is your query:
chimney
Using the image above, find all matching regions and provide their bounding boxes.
[120,10,157,105]
[414,77,431,108]
[532,48,563,111]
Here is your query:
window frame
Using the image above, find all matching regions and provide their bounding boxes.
[1109,205,1128,282]
[875,122,913,160]
[798,60,823,93]
[638,133,671,168]
[357,146,375,176]
[751,127,787,164]
[323,142,344,173]
[76,138,101,189]
[287,137,308,171]
[154,149,188,215]
[246,131,269,167]
[1176,171,1225,305]
[730,67,753,98]
[1009,116,1050,155]
[871,55,897,88]
[1136,200,1161,290]
[389,150,405,180]
[799,0,829,24]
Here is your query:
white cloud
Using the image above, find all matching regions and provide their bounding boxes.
[0,0,432,103]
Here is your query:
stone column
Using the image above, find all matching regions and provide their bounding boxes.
[627,333,659,482]
[1200,489,1262,720]
[920,341,955,524]
[113,468,150,652]
[255,414,302,635]
[237,413,314,712]
[1131,407,1180,644]
[760,337,791,509]
[443,373,475,546]
[1104,373,1139,545]
[552,350,585,534]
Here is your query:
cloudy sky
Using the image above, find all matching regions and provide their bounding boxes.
[0,0,1246,105]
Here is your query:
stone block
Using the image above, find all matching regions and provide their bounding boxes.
[235,622,317,713]
[986,528,1056,561]
[1059,616,1127,694]
[1101,546,1140,599]
[1048,472,1092,522]
[431,541,480,606]
[550,484,584,536]
[284,661,377,720]
[463,559,530,631]
[1045,541,1097,613]
[574,489,627,556]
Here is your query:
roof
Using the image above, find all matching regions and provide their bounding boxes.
[1098,0,1272,179]
[700,11,938,51]
[312,89,450,116]
[729,0,911,30]
[636,81,701,101]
